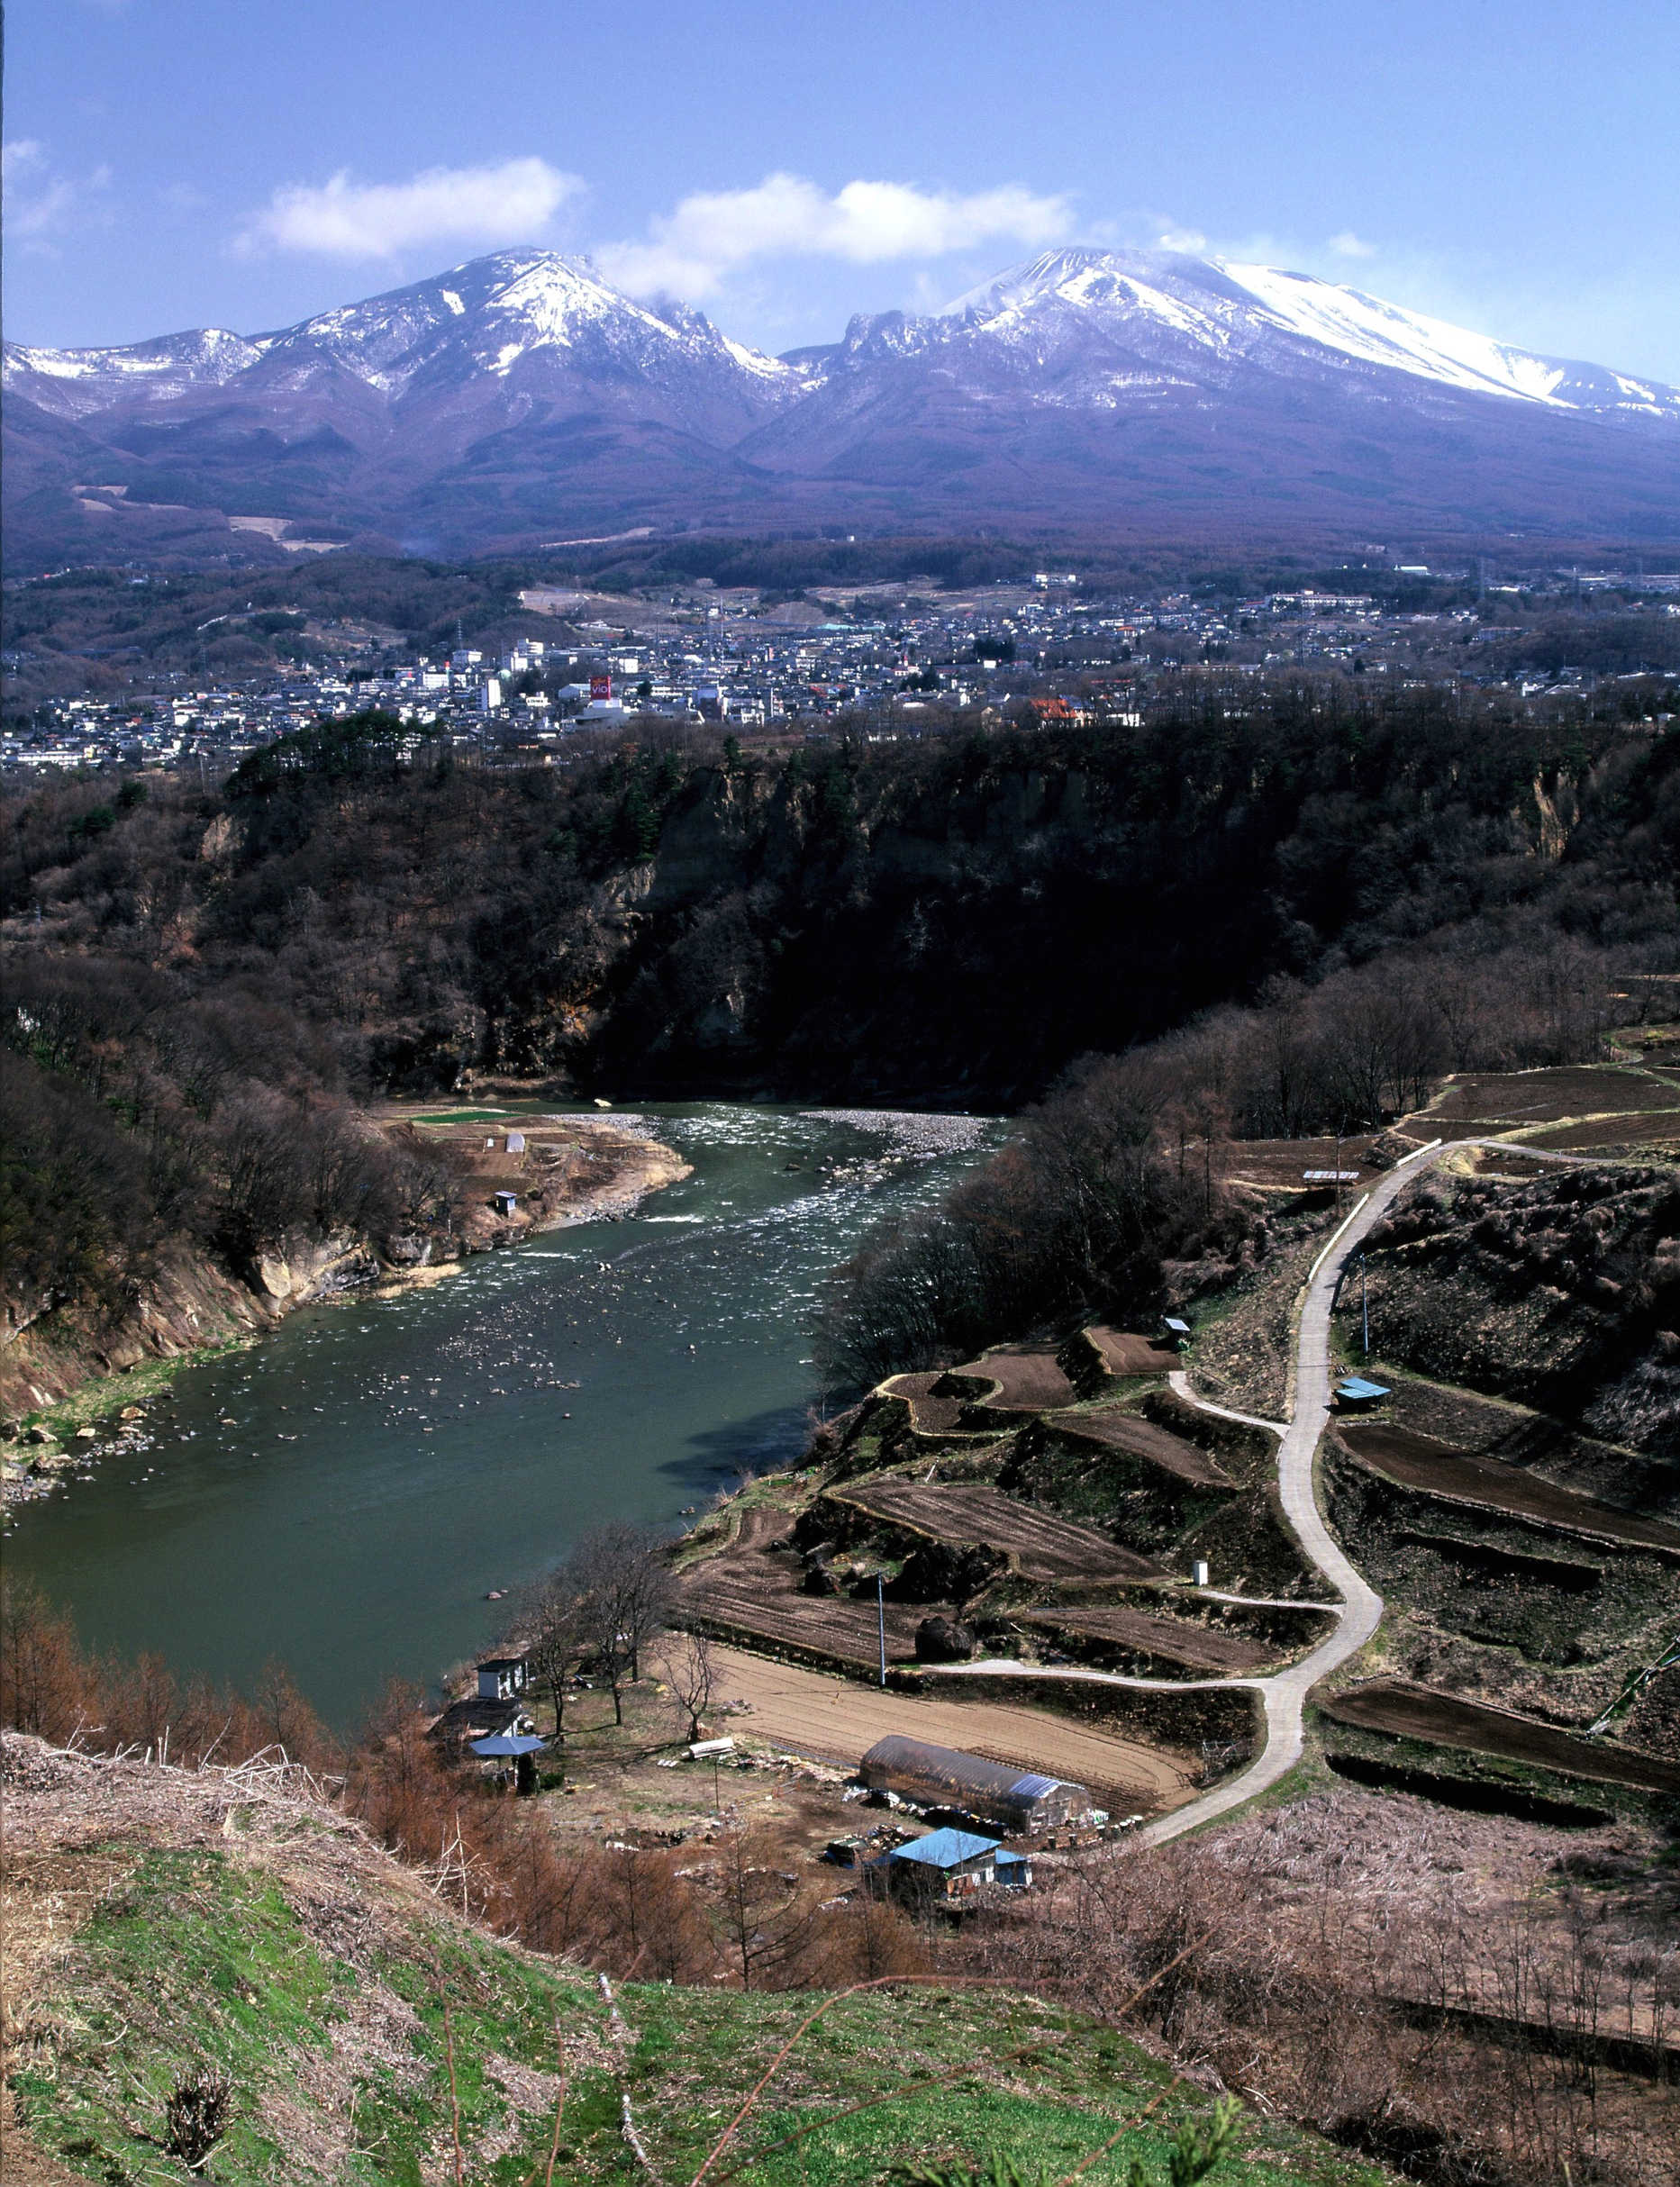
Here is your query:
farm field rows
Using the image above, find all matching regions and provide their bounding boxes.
[833,1478,1167,1581]
[1016,1603,1273,1674]
[1321,1679,1680,1793]
[1051,1407,1234,1487]
[1337,1423,1680,1554]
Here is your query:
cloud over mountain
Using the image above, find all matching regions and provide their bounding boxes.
[597,174,1074,297]
[241,158,583,259]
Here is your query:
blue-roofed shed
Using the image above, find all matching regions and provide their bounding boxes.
[1335,1376,1392,1411]
[870,1828,1034,1901]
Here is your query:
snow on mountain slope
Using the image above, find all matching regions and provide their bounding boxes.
[5,243,1678,565]
[1221,263,1570,407]
[5,251,801,417]
[933,248,1680,422]
[2,327,269,417]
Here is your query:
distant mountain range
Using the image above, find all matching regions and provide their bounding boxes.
[6,246,1678,567]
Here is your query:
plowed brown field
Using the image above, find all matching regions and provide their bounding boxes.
[1321,1680,1680,1793]
[1018,1604,1270,1674]
[1337,1424,1680,1555]
[1053,1409,1232,1488]
[709,1644,1195,1810]
[878,1373,968,1435]
[1218,1136,1388,1188]
[1087,1329,1183,1377]
[1421,1066,1680,1125]
[833,1479,1166,1582]
[1525,1112,1680,1152]
[949,1349,1079,1410]
[679,1510,926,1668]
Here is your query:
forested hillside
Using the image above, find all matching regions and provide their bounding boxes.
[4,673,1676,1405]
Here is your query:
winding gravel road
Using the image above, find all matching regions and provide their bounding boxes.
[940,1136,1584,1844]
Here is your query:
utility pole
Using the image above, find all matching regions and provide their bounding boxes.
[1358,1251,1369,1356]
[876,1573,887,1688]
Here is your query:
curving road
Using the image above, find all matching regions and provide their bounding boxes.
[940,1136,1583,1844]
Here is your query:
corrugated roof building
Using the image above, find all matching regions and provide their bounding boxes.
[859,1735,1093,1833]
[870,1827,1033,1900]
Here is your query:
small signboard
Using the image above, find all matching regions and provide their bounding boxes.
[1303,1170,1361,1183]
[590,674,612,702]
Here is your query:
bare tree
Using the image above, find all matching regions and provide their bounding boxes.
[658,1629,719,1742]
[567,1521,674,1727]
[710,1822,810,1992]
[519,1570,588,1746]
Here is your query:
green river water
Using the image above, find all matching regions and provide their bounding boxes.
[5,1104,996,1726]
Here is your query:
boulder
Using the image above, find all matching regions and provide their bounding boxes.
[916,1617,976,1664]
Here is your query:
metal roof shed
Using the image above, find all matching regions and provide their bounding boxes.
[859,1735,1092,1833]
[871,1828,1037,1900]
[1335,1376,1392,1411]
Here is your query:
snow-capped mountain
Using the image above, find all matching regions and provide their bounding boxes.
[917,249,1680,421]
[5,251,801,435]
[5,245,1677,566]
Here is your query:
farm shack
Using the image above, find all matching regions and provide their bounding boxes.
[492,1190,519,1218]
[870,1827,1032,1901]
[859,1734,1093,1833]
[1335,1376,1392,1413]
[477,1656,528,1701]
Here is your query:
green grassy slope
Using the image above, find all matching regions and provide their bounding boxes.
[11,1843,1394,2187]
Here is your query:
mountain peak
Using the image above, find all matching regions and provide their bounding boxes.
[5,244,1677,567]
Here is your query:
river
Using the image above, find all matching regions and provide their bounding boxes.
[5,1103,998,1727]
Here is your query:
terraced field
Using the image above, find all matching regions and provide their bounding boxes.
[678,1511,928,1667]
[1050,1408,1234,1489]
[1419,1064,1680,1127]
[1085,1329,1184,1378]
[948,1348,1080,1410]
[833,1479,1166,1582]
[877,1372,974,1436]
[1321,1679,1680,1794]
[1016,1603,1274,1675]
[1337,1423,1680,1556]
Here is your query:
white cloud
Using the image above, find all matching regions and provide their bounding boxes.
[1328,230,1377,259]
[598,173,1073,297]
[3,140,110,243]
[241,157,582,259]
[4,138,44,186]
[1157,226,1209,254]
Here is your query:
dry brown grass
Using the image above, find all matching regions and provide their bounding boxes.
[954,1784,1680,2187]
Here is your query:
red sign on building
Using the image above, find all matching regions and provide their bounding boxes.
[590,674,612,702]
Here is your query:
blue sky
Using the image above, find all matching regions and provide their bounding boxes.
[5,0,1678,381]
